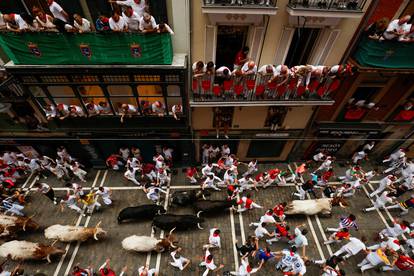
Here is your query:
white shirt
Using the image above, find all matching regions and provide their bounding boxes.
[294,228,308,248]
[163,148,173,159]
[96,187,110,198]
[260,213,276,224]
[48,1,67,23]
[170,251,188,270]
[109,16,128,31]
[209,228,221,247]
[280,249,299,266]
[343,237,366,255]
[156,23,174,35]
[258,65,275,75]
[384,19,411,40]
[120,148,130,159]
[37,183,50,194]
[139,16,157,31]
[222,146,230,156]
[313,152,325,162]
[122,11,140,31]
[124,168,138,179]
[138,266,156,276]
[116,0,147,17]
[238,258,259,275]
[376,191,393,206]
[291,257,306,275]
[254,224,270,238]
[241,62,258,74]
[29,159,40,171]
[7,14,28,30]
[74,18,91,32]
[387,223,410,237]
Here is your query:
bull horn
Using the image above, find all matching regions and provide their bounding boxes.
[28,213,37,220]
[46,254,51,263]
[169,240,177,249]
[169,227,176,236]
[51,240,58,247]
[95,221,102,229]
[94,232,99,241]
[197,211,203,218]
[197,223,204,230]
[202,195,206,200]
[339,202,345,208]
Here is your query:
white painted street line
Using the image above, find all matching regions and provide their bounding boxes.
[23,175,39,197]
[288,164,325,260]
[155,177,172,272]
[63,170,108,276]
[235,195,246,244]
[294,163,334,257]
[53,170,102,276]
[21,172,34,189]
[229,208,240,270]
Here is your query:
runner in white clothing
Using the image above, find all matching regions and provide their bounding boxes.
[97,186,112,205]
[169,247,190,271]
[249,209,276,227]
[333,237,367,259]
[199,249,224,276]
[363,191,395,212]
[124,167,141,186]
[230,255,263,275]
[369,175,396,198]
[202,174,222,191]
[203,228,221,249]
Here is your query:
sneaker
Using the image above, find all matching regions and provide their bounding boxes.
[362,208,367,213]
[249,223,253,227]
[224,135,229,139]
[266,239,272,245]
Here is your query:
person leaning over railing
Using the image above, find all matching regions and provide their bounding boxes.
[73,13,95,33]
[382,15,411,41]
[139,12,157,33]
[32,7,58,32]
[109,10,128,32]
[122,6,140,32]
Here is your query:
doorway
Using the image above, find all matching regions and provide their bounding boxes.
[215,25,249,69]
[285,27,320,67]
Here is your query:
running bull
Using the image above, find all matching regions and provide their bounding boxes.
[152,212,204,231]
[193,199,237,216]
[285,197,348,216]
[122,228,177,253]
[44,221,106,242]
[0,240,65,263]
[170,190,210,207]
[0,214,39,238]
[117,204,166,224]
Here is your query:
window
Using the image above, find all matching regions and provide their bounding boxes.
[139,98,165,116]
[28,86,47,97]
[166,75,180,82]
[391,92,414,122]
[167,85,181,96]
[339,87,381,121]
[21,76,38,83]
[72,75,99,82]
[77,86,104,97]
[134,75,161,82]
[40,76,69,83]
[54,98,82,107]
[246,140,286,158]
[35,98,53,109]
[102,75,130,82]
[47,86,74,97]
[264,107,288,127]
[166,97,182,115]
[137,85,163,97]
[110,97,139,114]
[285,28,320,67]
[107,85,133,96]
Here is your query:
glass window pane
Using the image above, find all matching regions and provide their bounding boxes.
[107,85,133,96]
[167,85,181,97]
[54,98,82,107]
[166,97,182,115]
[137,85,163,97]
[35,98,53,109]
[47,86,74,97]
[28,86,46,97]
[134,75,161,82]
[139,98,165,116]
[110,97,139,114]
[83,99,113,116]
[77,86,104,97]
[72,75,99,82]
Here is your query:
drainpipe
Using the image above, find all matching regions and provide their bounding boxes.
[79,0,93,23]
[340,0,380,64]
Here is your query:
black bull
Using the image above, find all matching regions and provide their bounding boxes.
[152,213,204,231]
[193,200,237,216]
[117,204,166,223]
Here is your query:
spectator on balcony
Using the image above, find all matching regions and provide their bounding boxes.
[0,13,5,30]
[109,0,148,18]
[109,11,128,32]
[230,0,243,5]
[258,64,275,77]
[233,46,249,70]
[95,14,110,32]
[292,65,312,89]
[156,23,174,35]
[171,104,182,120]
[69,105,86,118]
[259,0,271,5]
[119,103,138,123]
[139,12,157,33]
[121,7,140,32]
[215,66,231,86]
[151,101,165,116]
[383,15,411,40]
[192,61,206,78]
[3,14,30,32]
[241,61,257,76]
[44,104,57,120]
[86,102,100,117]
[206,61,216,76]
[98,101,112,114]
[269,65,290,87]
[366,17,389,40]
[47,0,69,23]
[400,25,414,42]
[140,100,152,115]
[56,103,70,120]
[33,8,58,32]
[73,14,94,33]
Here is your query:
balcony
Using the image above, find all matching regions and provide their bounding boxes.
[0,32,173,66]
[286,0,366,18]
[201,0,278,15]
[353,37,414,69]
[190,73,335,107]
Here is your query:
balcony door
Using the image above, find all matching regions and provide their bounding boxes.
[215,25,249,69]
[285,27,320,67]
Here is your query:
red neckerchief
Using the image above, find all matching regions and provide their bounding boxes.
[247,266,252,272]
[213,233,219,237]
[393,239,400,245]
[400,224,407,230]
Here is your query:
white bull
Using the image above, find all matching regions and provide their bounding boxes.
[44,221,106,242]
[122,228,176,253]
[0,240,65,263]
[285,197,347,216]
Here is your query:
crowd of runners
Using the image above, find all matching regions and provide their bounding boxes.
[1,140,414,275]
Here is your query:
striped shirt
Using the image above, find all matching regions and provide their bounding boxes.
[339,217,358,230]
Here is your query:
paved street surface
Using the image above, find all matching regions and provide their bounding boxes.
[4,161,414,275]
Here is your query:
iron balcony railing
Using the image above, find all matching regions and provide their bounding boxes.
[203,0,277,8]
[191,71,339,103]
[287,0,367,11]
